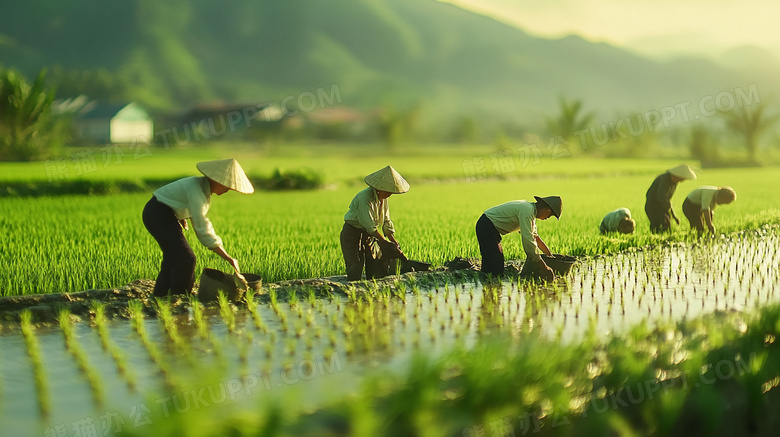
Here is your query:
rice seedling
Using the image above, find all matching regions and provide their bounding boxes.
[306,286,317,307]
[19,310,50,417]
[155,298,191,356]
[217,291,236,333]
[128,300,176,388]
[91,301,136,390]
[288,289,299,310]
[244,291,267,333]
[269,288,279,312]
[59,309,105,406]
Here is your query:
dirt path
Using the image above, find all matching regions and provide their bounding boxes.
[0,258,484,325]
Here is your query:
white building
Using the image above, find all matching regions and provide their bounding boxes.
[75,102,153,144]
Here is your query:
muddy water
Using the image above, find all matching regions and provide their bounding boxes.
[0,229,778,437]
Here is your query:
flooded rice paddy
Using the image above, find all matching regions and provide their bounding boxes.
[0,227,778,437]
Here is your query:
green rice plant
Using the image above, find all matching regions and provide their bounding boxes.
[288,289,298,309]
[217,291,236,333]
[269,288,279,313]
[189,296,211,339]
[128,300,175,388]
[155,298,191,356]
[244,291,268,333]
[58,309,104,406]
[306,286,317,306]
[3,164,780,297]
[19,310,50,417]
[91,301,136,390]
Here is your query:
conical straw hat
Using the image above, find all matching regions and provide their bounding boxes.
[364,165,410,194]
[197,158,254,194]
[534,195,563,220]
[667,164,697,180]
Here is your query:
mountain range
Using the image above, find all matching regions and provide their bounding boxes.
[1,0,778,127]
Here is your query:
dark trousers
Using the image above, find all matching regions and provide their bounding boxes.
[645,201,671,234]
[682,198,706,235]
[142,196,196,297]
[340,223,392,281]
[476,214,504,276]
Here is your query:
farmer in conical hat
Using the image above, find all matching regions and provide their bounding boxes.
[645,164,696,233]
[340,165,409,281]
[476,196,562,281]
[142,158,253,297]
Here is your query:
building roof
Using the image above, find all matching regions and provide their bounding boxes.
[78,103,132,120]
[77,102,151,122]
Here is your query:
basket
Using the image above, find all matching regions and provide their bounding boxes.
[198,268,262,302]
[541,254,578,276]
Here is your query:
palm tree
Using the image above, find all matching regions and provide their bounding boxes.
[545,97,595,151]
[720,101,778,162]
[0,68,56,161]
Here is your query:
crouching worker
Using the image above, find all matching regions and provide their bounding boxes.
[476,196,562,281]
[340,166,409,281]
[683,186,736,237]
[142,158,254,297]
[600,208,635,234]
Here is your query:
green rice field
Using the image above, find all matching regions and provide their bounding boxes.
[1,144,780,437]
[0,145,777,297]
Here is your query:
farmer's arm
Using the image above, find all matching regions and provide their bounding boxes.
[381,201,398,246]
[520,220,554,279]
[211,245,240,273]
[187,188,240,270]
[535,235,552,256]
[703,209,716,235]
[188,191,223,249]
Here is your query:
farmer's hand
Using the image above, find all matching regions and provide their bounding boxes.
[536,260,555,281]
[541,265,556,282]
[228,257,240,274]
[179,219,188,230]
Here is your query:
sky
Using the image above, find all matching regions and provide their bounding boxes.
[439,0,780,57]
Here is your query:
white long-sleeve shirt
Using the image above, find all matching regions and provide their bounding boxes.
[344,187,395,237]
[686,186,719,211]
[153,176,222,249]
[484,200,540,263]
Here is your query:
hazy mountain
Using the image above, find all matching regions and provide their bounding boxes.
[626,32,727,61]
[1,0,776,125]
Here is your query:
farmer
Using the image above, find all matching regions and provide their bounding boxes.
[600,207,635,234]
[142,158,254,297]
[476,196,562,281]
[683,186,736,237]
[340,165,408,281]
[644,164,697,233]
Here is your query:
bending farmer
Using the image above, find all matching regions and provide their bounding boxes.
[142,158,253,297]
[600,208,635,234]
[644,164,696,233]
[683,185,736,237]
[340,166,408,281]
[476,196,562,281]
